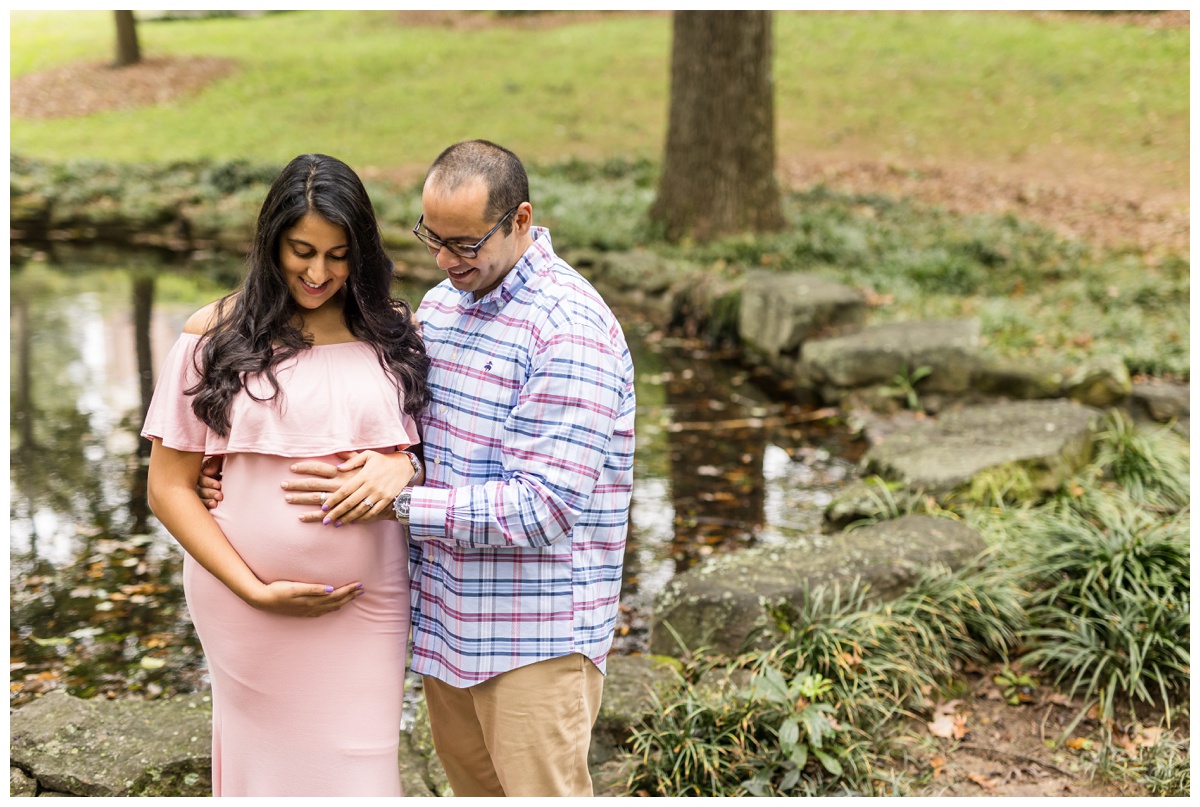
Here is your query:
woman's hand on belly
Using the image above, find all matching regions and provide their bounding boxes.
[252,579,365,617]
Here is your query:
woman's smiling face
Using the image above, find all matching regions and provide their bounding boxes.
[279,212,350,311]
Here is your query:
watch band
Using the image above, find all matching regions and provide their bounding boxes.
[400,449,423,481]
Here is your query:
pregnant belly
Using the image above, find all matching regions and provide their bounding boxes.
[210,453,404,587]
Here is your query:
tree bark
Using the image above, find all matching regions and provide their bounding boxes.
[651,11,785,243]
[114,10,141,68]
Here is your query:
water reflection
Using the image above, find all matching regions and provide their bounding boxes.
[9,249,858,700]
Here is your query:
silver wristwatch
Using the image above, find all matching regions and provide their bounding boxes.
[393,487,412,523]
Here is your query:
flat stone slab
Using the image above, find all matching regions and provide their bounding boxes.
[651,514,986,657]
[802,319,981,393]
[739,270,865,357]
[9,690,212,797]
[864,399,1104,494]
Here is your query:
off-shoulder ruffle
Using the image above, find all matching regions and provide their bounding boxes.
[141,333,420,456]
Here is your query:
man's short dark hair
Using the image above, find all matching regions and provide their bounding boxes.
[427,140,529,235]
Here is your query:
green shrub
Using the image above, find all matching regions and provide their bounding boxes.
[623,657,873,796]
[1015,491,1190,724]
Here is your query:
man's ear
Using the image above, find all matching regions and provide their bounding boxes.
[514,202,533,233]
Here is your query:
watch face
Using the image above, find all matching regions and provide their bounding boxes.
[397,493,412,518]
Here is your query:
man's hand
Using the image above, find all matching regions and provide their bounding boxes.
[197,455,224,509]
[282,450,418,526]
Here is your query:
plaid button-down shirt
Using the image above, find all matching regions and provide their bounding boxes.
[407,227,636,687]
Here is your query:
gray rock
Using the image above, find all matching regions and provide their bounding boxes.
[592,655,680,769]
[10,766,37,797]
[802,319,981,396]
[864,399,1103,495]
[9,690,212,797]
[595,249,678,295]
[1062,355,1132,407]
[398,693,450,797]
[739,271,865,358]
[1131,382,1190,423]
[650,514,986,657]
[973,357,1064,400]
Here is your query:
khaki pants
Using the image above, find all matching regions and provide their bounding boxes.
[423,653,604,797]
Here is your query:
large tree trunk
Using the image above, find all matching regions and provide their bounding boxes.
[651,11,785,243]
[114,10,141,67]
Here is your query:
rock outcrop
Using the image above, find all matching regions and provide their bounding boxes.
[650,514,986,657]
[863,399,1104,495]
[9,690,212,797]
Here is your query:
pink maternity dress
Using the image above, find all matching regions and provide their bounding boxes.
[142,333,419,797]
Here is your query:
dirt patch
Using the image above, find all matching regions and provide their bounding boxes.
[10,55,237,120]
[906,661,1184,797]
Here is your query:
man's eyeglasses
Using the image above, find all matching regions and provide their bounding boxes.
[411,205,520,260]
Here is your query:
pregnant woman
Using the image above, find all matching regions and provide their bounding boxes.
[143,153,429,796]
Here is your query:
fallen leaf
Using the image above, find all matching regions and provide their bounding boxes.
[927,713,957,738]
[927,713,967,740]
[966,773,999,790]
[1065,737,1093,751]
[1138,727,1165,746]
[1046,692,1072,706]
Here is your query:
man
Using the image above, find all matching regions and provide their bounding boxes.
[204,140,635,796]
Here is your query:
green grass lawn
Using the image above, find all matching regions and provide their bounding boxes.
[10,10,1188,189]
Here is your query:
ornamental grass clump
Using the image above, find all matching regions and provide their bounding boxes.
[763,564,1026,731]
[1092,411,1189,513]
[1016,484,1190,725]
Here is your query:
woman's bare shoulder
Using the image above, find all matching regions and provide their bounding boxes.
[183,295,238,335]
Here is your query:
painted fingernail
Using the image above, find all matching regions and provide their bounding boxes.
[335,521,343,528]
[321,504,329,512]
[356,583,363,590]
[324,585,334,593]
[322,518,331,525]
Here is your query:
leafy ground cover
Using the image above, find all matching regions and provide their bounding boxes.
[622,414,1189,797]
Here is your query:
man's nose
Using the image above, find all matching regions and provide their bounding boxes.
[434,246,460,270]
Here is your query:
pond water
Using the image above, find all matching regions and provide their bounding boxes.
[9,247,861,705]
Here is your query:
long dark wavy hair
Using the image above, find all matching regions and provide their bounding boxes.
[188,153,430,436]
